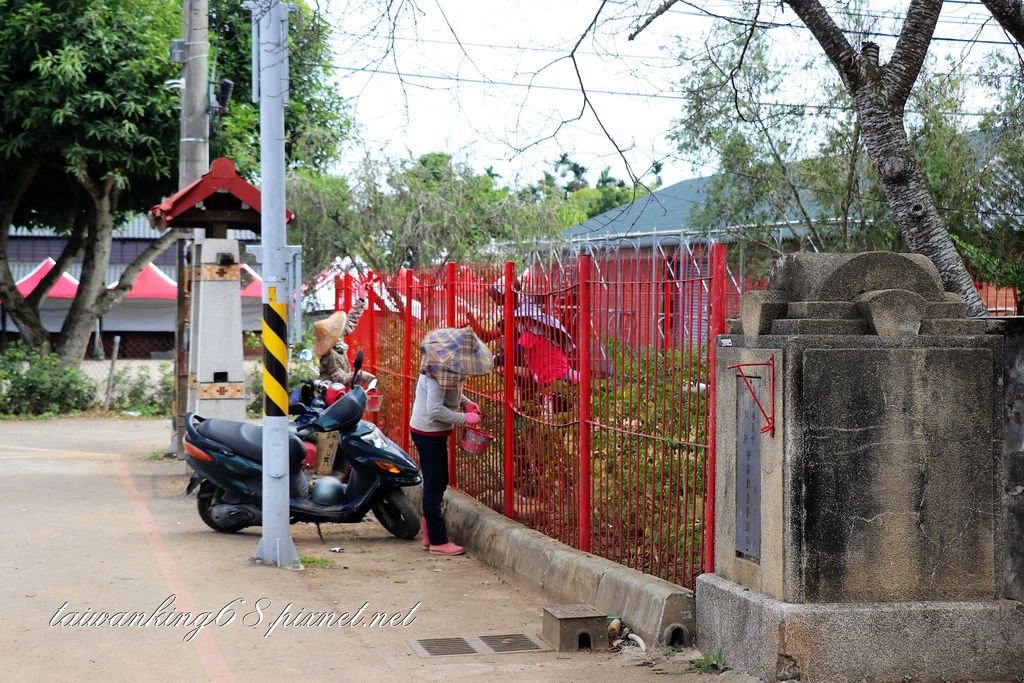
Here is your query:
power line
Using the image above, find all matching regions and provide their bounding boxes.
[333,64,1001,117]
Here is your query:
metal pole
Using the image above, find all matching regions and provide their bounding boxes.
[170,0,209,458]
[366,271,378,375]
[577,255,593,552]
[400,270,414,454]
[252,0,299,569]
[703,243,728,574]
[180,0,209,188]
[502,261,516,519]
[343,272,353,312]
[445,262,458,486]
[103,336,121,411]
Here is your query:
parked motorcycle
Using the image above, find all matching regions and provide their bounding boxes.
[183,354,421,539]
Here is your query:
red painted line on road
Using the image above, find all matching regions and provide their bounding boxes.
[112,455,235,683]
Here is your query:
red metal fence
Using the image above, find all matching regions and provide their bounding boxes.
[337,249,1017,589]
[343,241,733,589]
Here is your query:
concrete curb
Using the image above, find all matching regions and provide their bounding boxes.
[409,486,695,648]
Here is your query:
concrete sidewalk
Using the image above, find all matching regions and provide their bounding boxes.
[0,417,747,682]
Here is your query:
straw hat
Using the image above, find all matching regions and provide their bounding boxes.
[312,311,348,357]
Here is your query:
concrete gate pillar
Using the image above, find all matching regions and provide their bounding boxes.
[188,237,246,420]
[697,252,1024,681]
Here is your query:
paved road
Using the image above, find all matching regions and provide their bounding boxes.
[0,417,750,682]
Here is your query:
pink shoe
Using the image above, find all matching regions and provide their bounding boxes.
[420,518,429,550]
[429,542,465,556]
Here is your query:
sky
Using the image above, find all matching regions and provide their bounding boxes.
[323,0,1020,191]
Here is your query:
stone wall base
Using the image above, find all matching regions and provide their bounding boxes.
[696,573,1024,682]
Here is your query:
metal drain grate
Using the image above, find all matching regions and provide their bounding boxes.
[479,634,543,653]
[409,633,550,658]
[416,637,478,656]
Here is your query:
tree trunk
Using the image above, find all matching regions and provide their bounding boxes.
[57,185,116,364]
[782,0,988,316]
[0,159,51,351]
[55,171,176,364]
[854,89,988,315]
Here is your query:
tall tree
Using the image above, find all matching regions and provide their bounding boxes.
[781,0,985,314]
[625,0,987,313]
[671,24,991,264]
[0,0,351,362]
[0,0,180,359]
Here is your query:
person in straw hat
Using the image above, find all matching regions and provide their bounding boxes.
[314,281,375,385]
[409,327,493,556]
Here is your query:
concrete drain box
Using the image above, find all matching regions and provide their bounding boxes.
[541,604,608,652]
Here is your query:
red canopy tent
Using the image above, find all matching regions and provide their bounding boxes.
[1,258,80,333]
[15,257,80,298]
[240,263,262,298]
[118,263,178,300]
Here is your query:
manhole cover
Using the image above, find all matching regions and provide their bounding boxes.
[409,633,550,657]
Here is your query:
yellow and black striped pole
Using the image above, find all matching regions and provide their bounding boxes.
[261,297,289,418]
[252,0,300,570]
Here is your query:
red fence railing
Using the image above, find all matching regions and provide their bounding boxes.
[338,250,1018,589]
[341,241,731,589]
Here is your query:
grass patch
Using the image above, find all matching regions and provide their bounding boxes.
[299,555,333,568]
[692,649,723,674]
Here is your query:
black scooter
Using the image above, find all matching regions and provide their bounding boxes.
[183,356,421,539]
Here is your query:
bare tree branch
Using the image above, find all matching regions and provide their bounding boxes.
[629,0,680,41]
[980,0,1024,48]
[883,0,943,108]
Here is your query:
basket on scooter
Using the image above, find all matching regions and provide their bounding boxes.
[459,427,493,455]
[365,389,384,413]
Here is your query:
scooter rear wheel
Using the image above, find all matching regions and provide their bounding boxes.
[196,481,248,533]
[371,489,420,539]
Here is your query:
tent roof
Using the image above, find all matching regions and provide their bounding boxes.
[241,264,262,299]
[15,258,79,298]
[119,263,178,300]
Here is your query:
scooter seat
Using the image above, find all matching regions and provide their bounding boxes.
[196,419,307,471]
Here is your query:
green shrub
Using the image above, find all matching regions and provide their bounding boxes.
[108,364,173,416]
[0,343,96,416]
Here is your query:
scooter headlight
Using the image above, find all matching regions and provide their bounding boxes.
[360,426,388,449]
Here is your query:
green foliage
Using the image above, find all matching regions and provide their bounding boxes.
[108,364,173,416]
[519,156,658,227]
[694,648,723,674]
[590,339,708,581]
[0,0,180,217]
[290,153,564,274]
[668,21,1021,270]
[209,0,351,175]
[0,343,95,415]
[299,555,332,568]
[245,335,320,417]
[670,23,903,256]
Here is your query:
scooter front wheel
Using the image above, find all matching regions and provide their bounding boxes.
[196,481,248,533]
[371,489,420,539]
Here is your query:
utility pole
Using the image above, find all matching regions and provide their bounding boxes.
[171,0,209,458]
[180,0,209,187]
[251,0,300,569]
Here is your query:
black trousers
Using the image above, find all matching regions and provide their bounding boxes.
[410,431,449,545]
